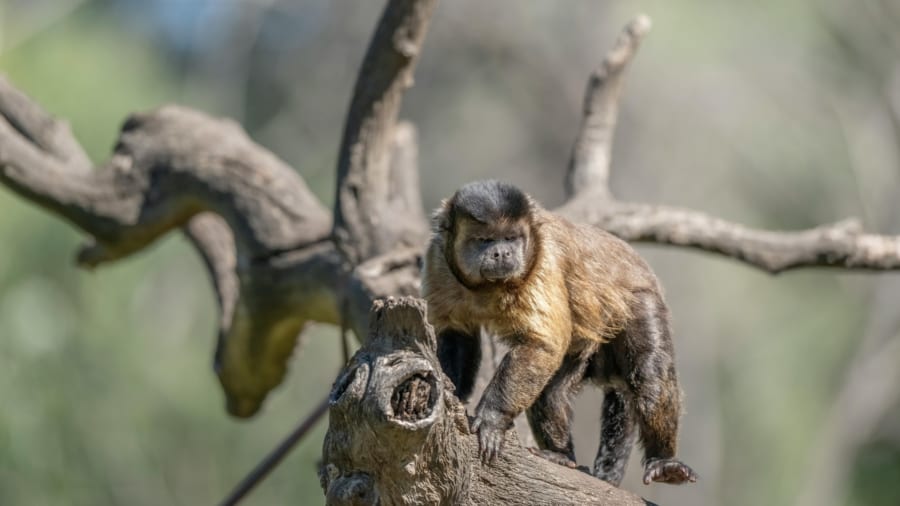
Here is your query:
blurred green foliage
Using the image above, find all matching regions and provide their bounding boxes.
[851,441,900,506]
[0,4,340,505]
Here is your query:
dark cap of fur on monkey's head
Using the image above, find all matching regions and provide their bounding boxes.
[448,180,532,226]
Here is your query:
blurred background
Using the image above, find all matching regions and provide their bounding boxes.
[1,0,899,504]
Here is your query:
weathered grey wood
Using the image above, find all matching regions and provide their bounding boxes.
[0,75,91,172]
[558,201,900,274]
[332,0,434,266]
[565,15,650,199]
[321,297,655,506]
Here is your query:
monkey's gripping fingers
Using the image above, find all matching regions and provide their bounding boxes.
[642,458,698,485]
[471,407,511,465]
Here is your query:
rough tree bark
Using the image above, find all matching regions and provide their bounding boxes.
[2,0,900,503]
[321,296,654,506]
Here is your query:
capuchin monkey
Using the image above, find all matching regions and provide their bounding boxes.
[421,180,696,486]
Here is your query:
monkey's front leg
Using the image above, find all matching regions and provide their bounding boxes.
[437,329,481,402]
[472,342,563,464]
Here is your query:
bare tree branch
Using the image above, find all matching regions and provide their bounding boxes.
[0,76,355,420]
[556,15,900,274]
[385,121,429,240]
[560,202,900,273]
[184,213,239,335]
[565,15,651,199]
[332,0,435,265]
[0,86,332,266]
[0,76,91,171]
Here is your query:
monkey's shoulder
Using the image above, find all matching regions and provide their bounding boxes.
[536,213,657,340]
[538,212,659,291]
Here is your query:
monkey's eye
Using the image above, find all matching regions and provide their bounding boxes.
[504,236,517,241]
[475,237,492,244]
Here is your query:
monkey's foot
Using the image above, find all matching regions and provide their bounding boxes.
[642,458,698,485]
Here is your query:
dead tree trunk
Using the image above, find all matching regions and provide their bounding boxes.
[3,0,900,503]
[321,296,655,506]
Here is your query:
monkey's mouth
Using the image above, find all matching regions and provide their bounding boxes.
[481,266,520,282]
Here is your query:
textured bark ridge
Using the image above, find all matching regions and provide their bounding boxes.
[2,0,900,501]
[320,297,655,506]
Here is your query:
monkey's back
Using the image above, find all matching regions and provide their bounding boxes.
[538,210,660,346]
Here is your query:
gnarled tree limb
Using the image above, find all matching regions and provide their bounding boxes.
[0,81,354,417]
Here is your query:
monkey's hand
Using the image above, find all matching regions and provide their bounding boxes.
[471,405,512,465]
[642,458,698,485]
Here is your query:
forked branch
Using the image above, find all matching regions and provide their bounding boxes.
[557,15,900,274]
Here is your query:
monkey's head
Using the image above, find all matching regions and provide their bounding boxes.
[436,180,537,288]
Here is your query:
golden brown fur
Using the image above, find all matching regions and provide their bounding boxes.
[421,180,696,486]
[424,202,651,354]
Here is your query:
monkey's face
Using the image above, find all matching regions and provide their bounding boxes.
[453,219,531,286]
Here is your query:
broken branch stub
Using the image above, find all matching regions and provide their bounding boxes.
[320,297,655,506]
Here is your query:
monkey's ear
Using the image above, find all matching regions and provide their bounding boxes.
[431,198,452,233]
[523,193,540,219]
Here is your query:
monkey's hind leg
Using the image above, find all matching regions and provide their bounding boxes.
[437,329,481,402]
[625,291,698,485]
[525,352,590,469]
[593,388,636,486]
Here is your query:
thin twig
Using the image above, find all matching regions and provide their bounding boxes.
[219,396,330,506]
